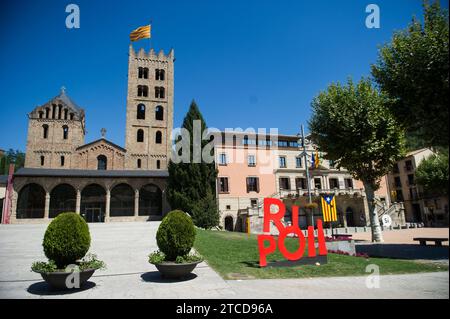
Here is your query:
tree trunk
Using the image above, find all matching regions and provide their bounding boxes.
[364,181,384,242]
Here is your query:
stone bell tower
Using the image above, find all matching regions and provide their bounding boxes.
[124,45,174,170]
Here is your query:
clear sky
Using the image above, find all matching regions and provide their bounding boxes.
[0,0,444,151]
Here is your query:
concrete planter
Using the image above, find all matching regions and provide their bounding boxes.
[325,240,356,255]
[34,268,96,290]
[152,260,201,279]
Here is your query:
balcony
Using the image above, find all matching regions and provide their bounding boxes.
[279,188,364,199]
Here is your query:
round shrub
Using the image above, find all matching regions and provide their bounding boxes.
[43,212,91,268]
[156,210,196,261]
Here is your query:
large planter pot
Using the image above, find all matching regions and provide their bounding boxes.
[152,261,202,279]
[325,240,356,255]
[34,268,96,290]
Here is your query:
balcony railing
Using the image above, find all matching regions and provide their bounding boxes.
[279,188,364,198]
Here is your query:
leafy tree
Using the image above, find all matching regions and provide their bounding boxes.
[309,78,405,242]
[415,151,449,197]
[371,1,449,147]
[166,100,219,228]
[0,149,25,174]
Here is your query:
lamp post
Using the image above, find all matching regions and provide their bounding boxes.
[299,125,314,228]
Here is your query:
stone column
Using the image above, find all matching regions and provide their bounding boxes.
[44,192,50,220]
[105,189,111,222]
[75,189,81,214]
[134,189,139,217]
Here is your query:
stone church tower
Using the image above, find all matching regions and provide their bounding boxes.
[24,88,85,169]
[124,45,174,170]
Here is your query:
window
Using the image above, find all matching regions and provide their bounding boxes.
[396,190,404,201]
[62,125,69,140]
[64,109,68,120]
[345,178,353,189]
[279,178,291,190]
[60,156,65,167]
[277,140,288,147]
[137,104,146,119]
[329,159,336,168]
[45,108,50,118]
[279,156,287,168]
[295,157,302,168]
[58,105,62,119]
[219,153,227,165]
[40,156,45,166]
[97,155,107,170]
[138,85,148,97]
[329,178,339,189]
[394,176,402,188]
[156,69,165,81]
[137,129,144,142]
[155,131,162,144]
[155,105,164,120]
[251,199,258,208]
[405,160,413,171]
[42,125,49,139]
[219,177,229,193]
[70,113,74,120]
[314,178,322,190]
[407,174,415,186]
[52,104,56,119]
[137,159,141,168]
[393,163,400,174]
[155,87,165,98]
[226,205,231,210]
[246,177,260,193]
[38,111,43,119]
[138,67,149,79]
[248,155,256,166]
[295,178,307,190]
[156,160,161,169]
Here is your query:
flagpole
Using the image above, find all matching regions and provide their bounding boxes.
[149,20,153,51]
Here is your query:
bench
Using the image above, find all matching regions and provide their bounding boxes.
[413,237,448,247]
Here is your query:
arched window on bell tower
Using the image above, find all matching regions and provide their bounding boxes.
[137,104,146,120]
[155,105,163,121]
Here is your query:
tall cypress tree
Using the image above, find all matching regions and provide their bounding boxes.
[166,100,219,228]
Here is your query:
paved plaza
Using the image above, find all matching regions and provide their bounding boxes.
[0,222,448,299]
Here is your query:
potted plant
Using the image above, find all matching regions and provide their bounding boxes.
[31,212,105,290]
[149,210,203,279]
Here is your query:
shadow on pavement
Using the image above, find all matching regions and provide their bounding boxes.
[27,281,96,295]
[356,244,449,260]
[140,271,197,283]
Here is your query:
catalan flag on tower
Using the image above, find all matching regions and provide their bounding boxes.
[130,24,151,42]
[321,194,337,222]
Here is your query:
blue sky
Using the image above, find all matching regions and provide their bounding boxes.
[0,0,444,151]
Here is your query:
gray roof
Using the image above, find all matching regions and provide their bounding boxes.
[0,175,8,185]
[14,168,168,178]
[31,88,85,118]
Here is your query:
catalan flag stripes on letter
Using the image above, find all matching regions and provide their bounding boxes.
[130,25,151,42]
[321,194,337,222]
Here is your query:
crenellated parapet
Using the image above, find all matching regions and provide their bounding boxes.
[129,44,175,62]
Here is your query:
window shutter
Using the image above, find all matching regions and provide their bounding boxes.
[246,178,250,193]
[256,178,260,193]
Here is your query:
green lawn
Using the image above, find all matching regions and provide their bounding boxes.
[193,229,448,280]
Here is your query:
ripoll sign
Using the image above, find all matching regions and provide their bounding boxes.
[257,198,327,267]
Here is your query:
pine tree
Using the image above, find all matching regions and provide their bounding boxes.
[166,100,219,228]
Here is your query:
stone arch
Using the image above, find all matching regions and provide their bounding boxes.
[139,184,162,216]
[224,215,234,231]
[49,184,76,218]
[110,183,134,217]
[17,183,46,219]
[81,184,106,223]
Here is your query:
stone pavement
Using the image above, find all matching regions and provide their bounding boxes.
[0,222,448,299]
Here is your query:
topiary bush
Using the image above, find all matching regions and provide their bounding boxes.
[156,210,196,261]
[43,212,91,268]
